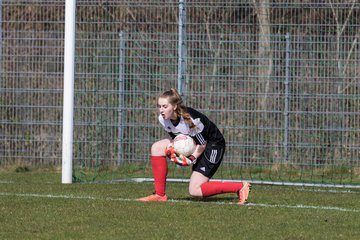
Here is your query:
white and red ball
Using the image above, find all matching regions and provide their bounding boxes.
[173,134,196,157]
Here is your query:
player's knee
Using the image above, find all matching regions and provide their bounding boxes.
[151,141,166,156]
[188,186,202,197]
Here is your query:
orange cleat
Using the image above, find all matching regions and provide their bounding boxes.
[238,182,251,205]
[137,194,168,202]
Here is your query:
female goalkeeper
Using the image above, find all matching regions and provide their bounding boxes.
[138,88,251,204]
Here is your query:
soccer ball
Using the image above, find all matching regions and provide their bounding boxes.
[173,134,196,157]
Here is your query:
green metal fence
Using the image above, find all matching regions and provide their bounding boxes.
[1,1,359,186]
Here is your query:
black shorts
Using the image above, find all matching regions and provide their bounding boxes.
[192,143,225,179]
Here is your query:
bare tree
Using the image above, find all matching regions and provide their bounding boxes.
[329,0,358,94]
[252,0,273,111]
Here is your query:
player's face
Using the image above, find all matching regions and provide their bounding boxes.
[158,97,177,120]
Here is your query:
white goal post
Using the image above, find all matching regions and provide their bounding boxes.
[62,0,76,184]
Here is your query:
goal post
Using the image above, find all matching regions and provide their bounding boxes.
[62,0,76,184]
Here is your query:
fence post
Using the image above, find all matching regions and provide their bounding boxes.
[178,0,186,98]
[284,32,292,162]
[118,31,126,165]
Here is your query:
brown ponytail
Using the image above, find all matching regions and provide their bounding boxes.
[159,88,195,129]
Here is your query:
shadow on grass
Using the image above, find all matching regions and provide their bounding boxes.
[174,196,237,203]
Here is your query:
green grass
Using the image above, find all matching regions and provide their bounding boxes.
[1,170,360,240]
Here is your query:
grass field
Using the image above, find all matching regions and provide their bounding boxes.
[1,169,360,240]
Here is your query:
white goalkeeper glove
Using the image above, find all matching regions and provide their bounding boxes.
[170,153,196,167]
[164,143,175,157]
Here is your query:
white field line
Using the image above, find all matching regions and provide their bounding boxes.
[297,188,360,194]
[124,178,360,189]
[0,181,14,184]
[0,192,359,213]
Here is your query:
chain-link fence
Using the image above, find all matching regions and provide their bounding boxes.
[1,0,359,185]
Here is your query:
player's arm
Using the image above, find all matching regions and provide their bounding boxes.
[191,143,206,159]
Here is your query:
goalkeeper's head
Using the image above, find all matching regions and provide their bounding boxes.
[158,88,195,129]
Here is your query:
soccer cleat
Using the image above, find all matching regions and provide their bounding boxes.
[238,182,251,205]
[137,194,168,202]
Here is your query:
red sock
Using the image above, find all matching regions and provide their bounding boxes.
[151,156,168,196]
[200,181,244,197]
